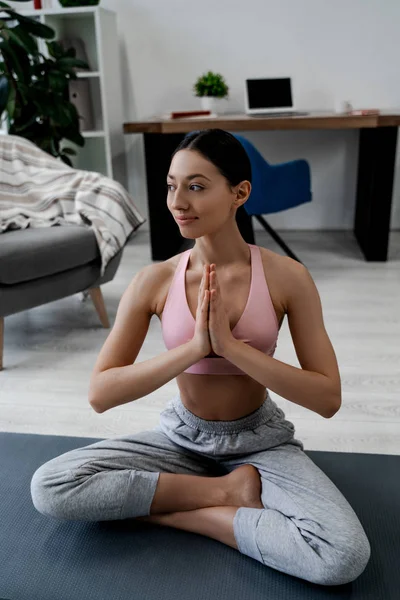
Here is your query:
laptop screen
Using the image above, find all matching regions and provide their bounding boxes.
[246,78,293,110]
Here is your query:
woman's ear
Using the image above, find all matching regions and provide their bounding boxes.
[235,180,251,206]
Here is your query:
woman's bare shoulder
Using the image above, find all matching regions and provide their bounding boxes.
[258,245,304,277]
[258,246,308,314]
[137,251,185,317]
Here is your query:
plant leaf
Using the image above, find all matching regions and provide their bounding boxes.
[48,70,68,93]
[6,24,38,55]
[13,112,38,132]
[60,153,73,167]
[9,36,33,82]
[0,38,28,84]
[63,128,84,147]
[57,56,89,70]
[0,73,8,113]
[11,13,55,40]
[61,146,76,156]
[46,40,65,59]
[5,78,14,116]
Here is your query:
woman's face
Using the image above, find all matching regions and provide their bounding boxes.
[167,149,238,238]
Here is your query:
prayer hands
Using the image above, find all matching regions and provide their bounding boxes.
[208,264,236,357]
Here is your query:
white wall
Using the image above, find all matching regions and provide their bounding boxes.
[8,0,400,230]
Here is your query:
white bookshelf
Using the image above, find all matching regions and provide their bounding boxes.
[19,6,127,187]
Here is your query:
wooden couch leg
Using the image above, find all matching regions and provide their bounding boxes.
[0,316,4,371]
[88,288,110,328]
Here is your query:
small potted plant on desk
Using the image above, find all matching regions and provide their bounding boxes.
[193,71,229,115]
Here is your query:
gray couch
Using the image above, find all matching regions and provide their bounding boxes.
[0,223,123,370]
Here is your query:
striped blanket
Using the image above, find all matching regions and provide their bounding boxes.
[0,135,146,276]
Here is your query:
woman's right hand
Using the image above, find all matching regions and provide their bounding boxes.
[191,265,212,357]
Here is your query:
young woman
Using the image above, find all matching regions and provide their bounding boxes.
[31,129,370,586]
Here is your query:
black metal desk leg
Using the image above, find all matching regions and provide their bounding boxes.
[143,133,185,261]
[354,127,398,261]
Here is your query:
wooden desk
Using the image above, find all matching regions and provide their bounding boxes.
[124,112,400,262]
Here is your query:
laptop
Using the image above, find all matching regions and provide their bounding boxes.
[244,77,306,116]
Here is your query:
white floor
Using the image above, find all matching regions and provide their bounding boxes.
[1,229,399,456]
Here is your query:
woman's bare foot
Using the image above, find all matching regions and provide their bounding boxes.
[225,464,263,509]
[136,465,263,524]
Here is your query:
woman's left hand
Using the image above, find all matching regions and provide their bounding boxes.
[208,265,236,356]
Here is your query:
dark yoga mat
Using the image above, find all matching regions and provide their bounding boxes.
[0,432,398,600]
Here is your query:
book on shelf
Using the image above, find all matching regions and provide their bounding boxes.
[162,110,214,120]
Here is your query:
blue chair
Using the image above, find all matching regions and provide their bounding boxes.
[233,134,312,264]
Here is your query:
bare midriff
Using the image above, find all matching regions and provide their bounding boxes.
[154,247,286,422]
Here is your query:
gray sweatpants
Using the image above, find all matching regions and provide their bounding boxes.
[31,393,371,586]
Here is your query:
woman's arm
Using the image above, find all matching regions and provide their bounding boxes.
[223,260,341,418]
[90,341,203,413]
[88,263,203,413]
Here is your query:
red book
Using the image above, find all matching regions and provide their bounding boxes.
[169,110,211,119]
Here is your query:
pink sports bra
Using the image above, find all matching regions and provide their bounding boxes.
[161,243,279,375]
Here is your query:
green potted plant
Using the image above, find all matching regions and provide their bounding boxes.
[0,0,90,165]
[193,71,229,114]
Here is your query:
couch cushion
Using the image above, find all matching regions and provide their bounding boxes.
[0,224,100,284]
